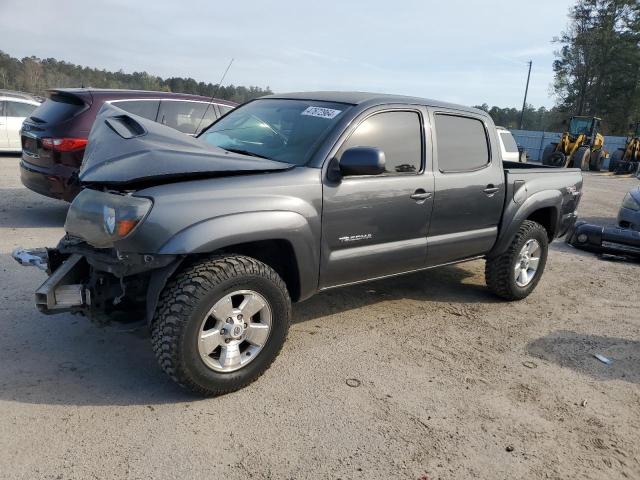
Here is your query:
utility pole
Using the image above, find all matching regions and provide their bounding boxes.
[519,60,532,130]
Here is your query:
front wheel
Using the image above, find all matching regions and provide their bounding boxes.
[485,220,549,300]
[151,255,291,396]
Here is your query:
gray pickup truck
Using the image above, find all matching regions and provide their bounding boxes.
[14,92,583,395]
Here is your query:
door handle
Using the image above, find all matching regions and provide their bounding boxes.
[410,190,432,202]
[483,185,499,195]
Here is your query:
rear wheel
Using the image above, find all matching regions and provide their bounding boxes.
[589,149,605,171]
[485,220,549,300]
[572,146,591,170]
[608,149,624,172]
[541,144,557,165]
[151,255,291,396]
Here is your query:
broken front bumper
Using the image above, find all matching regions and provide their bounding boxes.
[567,221,640,258]
[13,239,181,320]
[12,248,90,313]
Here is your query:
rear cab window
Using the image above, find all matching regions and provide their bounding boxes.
[338,110,423,175]
[29,92,86,124]
[434,114,490,172]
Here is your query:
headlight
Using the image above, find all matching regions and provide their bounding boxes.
[622,193,640,211]
[65,189,152,248]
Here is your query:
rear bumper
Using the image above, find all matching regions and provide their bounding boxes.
[20,160,80,201]
[567,221,640,257]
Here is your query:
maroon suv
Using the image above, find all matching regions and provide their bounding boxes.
[20,88,236,201]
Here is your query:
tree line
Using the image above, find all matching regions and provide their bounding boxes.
[0,50,272,104]
[2,0,639,136]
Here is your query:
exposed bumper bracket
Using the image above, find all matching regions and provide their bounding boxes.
[34,254,90,313]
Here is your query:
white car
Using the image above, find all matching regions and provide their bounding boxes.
[496,126,526,163]
[0,91,41,152]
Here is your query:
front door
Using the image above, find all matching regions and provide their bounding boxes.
[320,108,434,288]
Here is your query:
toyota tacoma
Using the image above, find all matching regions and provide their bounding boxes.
[13,92,583,395]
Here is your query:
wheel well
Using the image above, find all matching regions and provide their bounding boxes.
[527,207,557,240]
[219,239,301,301]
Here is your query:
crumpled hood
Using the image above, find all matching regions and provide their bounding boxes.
[79,104,292,186]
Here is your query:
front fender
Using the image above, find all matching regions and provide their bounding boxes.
[158,210,319,299]
[489,190,560,257]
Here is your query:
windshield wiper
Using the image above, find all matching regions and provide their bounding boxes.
[222,147,273,160]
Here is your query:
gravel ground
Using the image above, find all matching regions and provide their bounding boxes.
[0,155,638,480]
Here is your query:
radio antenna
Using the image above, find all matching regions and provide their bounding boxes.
[194,58,234,136]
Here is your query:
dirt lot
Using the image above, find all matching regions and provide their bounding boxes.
[0,154,638,479]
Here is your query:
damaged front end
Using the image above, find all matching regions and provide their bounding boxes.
[13,237,181,323]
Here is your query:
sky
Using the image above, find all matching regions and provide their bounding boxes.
[0,0,575,108]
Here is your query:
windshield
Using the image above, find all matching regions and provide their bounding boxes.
[568,117,593,136]
[199,99,351,165]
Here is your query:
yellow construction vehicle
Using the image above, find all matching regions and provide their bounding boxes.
[541,116,607,171]
[608,121,640,174]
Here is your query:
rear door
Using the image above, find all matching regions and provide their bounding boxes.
[0,101,7,149]
[427,110,504,265]
[320,107,434,288]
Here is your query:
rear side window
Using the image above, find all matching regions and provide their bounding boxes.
[6,101,37,117]
[29,93,85,124]
[499,131,518,153]
[158,101,216,135]
[338,111,423,174]
[435,114,490,172]
[115,100,159,121]
[0,101,5,116]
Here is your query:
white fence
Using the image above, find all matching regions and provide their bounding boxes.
[510,129,627,165]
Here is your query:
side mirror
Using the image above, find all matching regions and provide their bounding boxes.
[339,147,386,176]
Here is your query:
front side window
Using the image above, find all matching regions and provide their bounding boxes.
[499,131,518,153]
[435,114,490,172]
[338,111,423,174]
[6,101,37,118]
[200,99,351,165]
[115,100,159,121]
[158,101,217,135]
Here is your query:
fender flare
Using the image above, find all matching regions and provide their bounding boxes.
[155,210,319,300]
[489,190,560,257]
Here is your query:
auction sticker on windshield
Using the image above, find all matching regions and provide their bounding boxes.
[301,106,342,119]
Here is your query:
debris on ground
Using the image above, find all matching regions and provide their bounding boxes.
[593,354,613,365]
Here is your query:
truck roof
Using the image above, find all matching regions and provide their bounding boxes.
[264,91,485,116]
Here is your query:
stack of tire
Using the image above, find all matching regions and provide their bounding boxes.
[541,143,605,171]
[608,149,640,175]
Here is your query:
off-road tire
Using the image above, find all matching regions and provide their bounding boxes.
[608,149,624,172]
[573,146,591,170]
[485,220,549,301]
[589,149,604,171]
[541,144,557,165]
[151,255,291,396]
